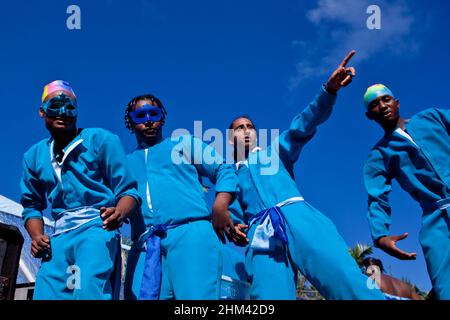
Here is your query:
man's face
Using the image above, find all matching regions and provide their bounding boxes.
[132,99,165,143]
[230,117,257,151]
[40,91,77,134]
[366,95,400,128]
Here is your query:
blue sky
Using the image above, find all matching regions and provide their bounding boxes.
[1,0,449,293]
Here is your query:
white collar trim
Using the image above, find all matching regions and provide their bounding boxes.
[394,128,418,148]
[50,138,84,184]
[235,147,262,169]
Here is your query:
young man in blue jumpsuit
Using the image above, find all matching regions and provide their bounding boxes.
[363,83,450,300]
[122,94,238,300]
[20,80,141,300]
[225,51,386,300]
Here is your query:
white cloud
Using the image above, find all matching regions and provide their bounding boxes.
[289,0,421,91]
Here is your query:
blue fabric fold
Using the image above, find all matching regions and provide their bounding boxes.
[138,224,172,300]
[137,217,211,299]
[421,196,450,214]
[248,205,288,251]
[434,197,450,211]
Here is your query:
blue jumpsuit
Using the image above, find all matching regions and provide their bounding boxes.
[20,128,140,300]
[124,134,238,300]
[235,86,386,300]
[364,108,450,300]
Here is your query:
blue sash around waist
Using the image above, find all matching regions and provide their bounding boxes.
[248,197,304,251]
[53,206,101,236]
[137,217,210,300]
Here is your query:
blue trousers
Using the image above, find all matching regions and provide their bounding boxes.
[246,201,386,300]
[33,218,121,300]
[420,207,449,299]
[124,220,222,300]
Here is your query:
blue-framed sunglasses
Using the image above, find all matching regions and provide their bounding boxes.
[129,104,164,124]
[41,93,78,118]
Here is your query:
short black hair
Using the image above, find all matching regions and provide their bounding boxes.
[228,114,256,130]
[124,94,167,133]
[362,257,384,273]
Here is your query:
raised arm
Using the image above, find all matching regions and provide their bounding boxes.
[275,50,356,166]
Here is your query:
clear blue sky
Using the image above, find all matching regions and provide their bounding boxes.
[1,0,449,293]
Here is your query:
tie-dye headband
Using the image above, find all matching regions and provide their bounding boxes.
[41,80,76,103]
[363,84,394,109]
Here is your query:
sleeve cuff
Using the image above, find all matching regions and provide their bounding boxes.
[319,85,338,106]
[322,84,337,96]
[23,212,44,225]
[215,189,237,198]
[215,183,238,195]
[116,192,142,207]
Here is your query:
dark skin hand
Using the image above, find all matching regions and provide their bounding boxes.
[324,50,357,94]
[376,232,417,260]
[233,224,249,247]
[101,195,138,231]
[25,219,51,258]
[212,192,248,245]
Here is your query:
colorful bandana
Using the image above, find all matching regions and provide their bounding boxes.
[363,84,394,109]
[42,80,76,103]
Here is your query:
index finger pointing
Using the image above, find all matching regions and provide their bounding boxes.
[339,50,356,68]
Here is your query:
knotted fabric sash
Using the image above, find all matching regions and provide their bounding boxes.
[248,197,304,251]
[138,217,209,300]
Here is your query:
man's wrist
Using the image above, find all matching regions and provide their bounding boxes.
[374,235,388,247]
[212,204,228,213]
[31,233,47,242]
[116,208,132,221]
[323,83,337,95]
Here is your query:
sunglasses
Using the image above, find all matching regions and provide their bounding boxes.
[42,93,78,118]
[129,104,164,124]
